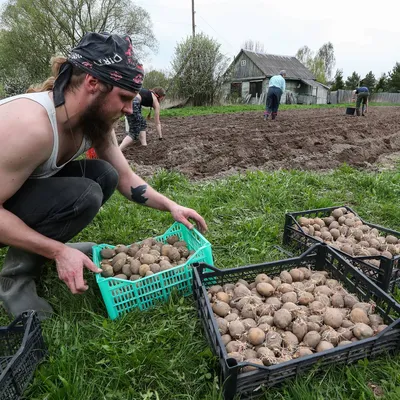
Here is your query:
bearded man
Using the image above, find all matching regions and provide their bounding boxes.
[0,32,207,320]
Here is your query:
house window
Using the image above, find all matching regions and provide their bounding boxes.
[240,60,246,66]
[249,81,262,97]
[231,82,242,98]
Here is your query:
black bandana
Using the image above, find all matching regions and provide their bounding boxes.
[54,32,144,107]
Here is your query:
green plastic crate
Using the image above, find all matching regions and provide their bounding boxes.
[93,222,214,319]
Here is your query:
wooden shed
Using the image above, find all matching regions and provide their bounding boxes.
[222,49,329,105]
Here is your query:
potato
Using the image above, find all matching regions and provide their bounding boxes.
[281,302,298,312]
[299,217,310,226]
[292,318,308,341]
[112,259,125,273]
[114,244,129,254]
[149,263,161,274]
[314,285,333,296]
[114,273,128,280]
[227,352,244,363]
[350,308,370,324]
[139,264,150,276]
[277,283,294,294]
[256,282,275,297]
[375,324,388,333]
[331,294,344,308]
[111,252,127,266]
[242,358,263,372]
[224,313,239,323]
[298,267,312,280]
[140,253,156,265]
[309,301,325,314]
[258,315,274,326]
[255,274,271,285]
[344,294,358,308]
[307,322,321,332]
[382,250,393,259]
[338,340,352,346]
[248,328,266,346]
[332,209,343,219]
[216,292,230,304]
[213,301,231,317]
[265,331,282,349]
[221,334,232,346]
[273,309,292,329]
[282,331,299,348]
[353,323,374,340]
[216,317,229,334]
[159,260,173,269]
[369,314,384,327]
[229,320,246,339]
[330,228,340,239]
[161,244,172,257]
[234,284,251,298]
[101,247,116,259]
[303,331,321,348]
[130,274,141,281]
[101,264,114,278]
[281,291,297,304]
[122,264,132,277]
[129,259,141,274]
[289,269,304,282]
[257,347,276,365]
[280,271,293,284]
[226,340,245,353]
[352,302,374,314]
[323,308,343,329]
[241,303,257,319]
[386,235,398,244]
[168,247,181,262]
[294,347,313,358]
[316,341,334,352]
[127,244,140,257]
[243,349,258,360]
[242,318,257,330]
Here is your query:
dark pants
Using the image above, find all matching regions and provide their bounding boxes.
[3,160,119,246]
[265,86,283,118]
[356,92,369,115]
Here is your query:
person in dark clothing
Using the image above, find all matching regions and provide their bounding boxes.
[352,86,369,116]
[120,87,166,149]
[264,70,287,120]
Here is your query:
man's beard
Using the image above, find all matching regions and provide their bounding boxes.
[78,93,118,148]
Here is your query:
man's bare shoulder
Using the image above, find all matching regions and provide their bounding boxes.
[0,97,54,160]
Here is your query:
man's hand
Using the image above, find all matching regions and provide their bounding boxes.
[170,204,208,233]
[55,246,102,294]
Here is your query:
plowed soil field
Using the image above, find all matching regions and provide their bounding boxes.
[116,107,400,180]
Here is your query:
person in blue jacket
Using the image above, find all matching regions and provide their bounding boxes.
[264,70,286,120]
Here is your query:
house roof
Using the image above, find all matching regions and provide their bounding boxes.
[242,50,316,80]
[301,79,330,90]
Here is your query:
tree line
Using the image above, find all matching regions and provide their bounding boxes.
[0,1,399,104]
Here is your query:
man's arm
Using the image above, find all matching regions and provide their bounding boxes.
[95,130,207,232]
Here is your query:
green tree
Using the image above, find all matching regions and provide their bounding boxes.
[362,71,376,92]
[0,0,157,95]
[345,72,361,89]
[375,73,389,92]
[388,62,400,92]
[170,33,228,106]
[143,69,170,91]
[330,69,345,91]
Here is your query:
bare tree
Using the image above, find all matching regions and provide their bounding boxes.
[242,39,265,53]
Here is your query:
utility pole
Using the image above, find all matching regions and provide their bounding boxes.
[191,0,196,37]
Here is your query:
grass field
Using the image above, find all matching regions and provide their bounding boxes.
[159,102,399,118]
[1,165,400,399]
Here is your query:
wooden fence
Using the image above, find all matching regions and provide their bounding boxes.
[329,90,400,104]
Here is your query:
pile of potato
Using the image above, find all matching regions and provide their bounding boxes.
[208,267,388,371]
[296,207,400,265]
[100,235,194,281]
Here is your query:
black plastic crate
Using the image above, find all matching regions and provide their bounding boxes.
[193,244,400,400]
[283,205,400,293]
[0,311,47,400]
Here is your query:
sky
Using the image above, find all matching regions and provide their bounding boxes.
[135,0,400,80]
[1,0,399,81]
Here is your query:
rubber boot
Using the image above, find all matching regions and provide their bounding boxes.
[65,242,96,257]
[263,111,269,121]
[271,112,277,120]
[0,247,53,321]
[356,108,361,116]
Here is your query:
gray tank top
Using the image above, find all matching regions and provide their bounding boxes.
[0,91,91,179]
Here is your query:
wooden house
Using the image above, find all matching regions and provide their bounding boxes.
[222,49,330,105]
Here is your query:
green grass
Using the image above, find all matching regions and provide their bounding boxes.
[160,102,400,118]
[2,165,400,399]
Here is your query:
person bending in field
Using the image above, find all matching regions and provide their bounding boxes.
[120,87,166,149]
[0,32,206,320]
[352,85,369,116]
[264,70,287,121]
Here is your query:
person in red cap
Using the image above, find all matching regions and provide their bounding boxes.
[0,32,207,320]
